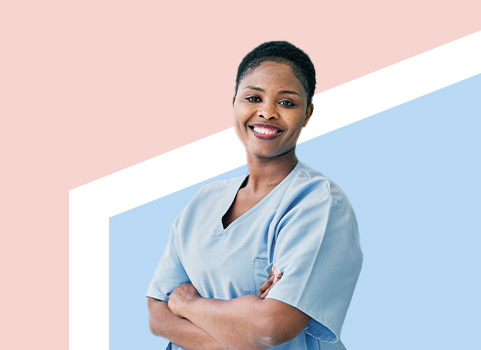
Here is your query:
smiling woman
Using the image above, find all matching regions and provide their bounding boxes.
[233,61,313,161]
[146,41,363,350]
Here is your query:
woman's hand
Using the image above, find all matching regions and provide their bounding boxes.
[168,283,201,318]
[258,264,282,299]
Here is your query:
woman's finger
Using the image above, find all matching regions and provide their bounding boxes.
[258,269,275,297]
[260,269,282,299]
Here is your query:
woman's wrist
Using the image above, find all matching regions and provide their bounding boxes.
[179,296,197,320]
[167,282,202,318]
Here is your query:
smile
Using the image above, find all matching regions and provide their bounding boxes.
[249,124,283,140]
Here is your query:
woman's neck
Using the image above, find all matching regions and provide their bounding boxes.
[245,149,298,192]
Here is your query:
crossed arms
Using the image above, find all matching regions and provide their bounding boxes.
[147,268,311,350]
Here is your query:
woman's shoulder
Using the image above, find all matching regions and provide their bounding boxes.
[195,174,247,198]
[173,173,247,228]
[181,173,247,211]
[290,162,353,208]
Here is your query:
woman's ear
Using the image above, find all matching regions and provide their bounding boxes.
[303,104,314,127]
[232,94,236,107]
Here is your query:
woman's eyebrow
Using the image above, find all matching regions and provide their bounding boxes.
[244,86,264,92]
[243,86,300,96]
[278,90,300,96]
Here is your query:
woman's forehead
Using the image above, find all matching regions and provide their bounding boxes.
[238,61,305,93]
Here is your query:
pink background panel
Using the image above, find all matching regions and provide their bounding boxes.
[1,0,481,349]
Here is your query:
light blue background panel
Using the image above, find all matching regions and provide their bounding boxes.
[109,74,481,349]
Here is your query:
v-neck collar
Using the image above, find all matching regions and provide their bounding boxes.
[219,162,302,233]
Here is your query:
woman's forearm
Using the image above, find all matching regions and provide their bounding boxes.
[147,297,231,350]
[173,294,310,350]
[180,295,275,350]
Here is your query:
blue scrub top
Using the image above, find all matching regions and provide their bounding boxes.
[147,162,363,350]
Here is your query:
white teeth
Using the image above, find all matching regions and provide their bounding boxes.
[253,127,278,135]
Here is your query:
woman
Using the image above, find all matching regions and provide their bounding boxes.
[147,41,362,350]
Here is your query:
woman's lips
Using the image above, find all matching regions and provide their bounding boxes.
[249,124,283,140]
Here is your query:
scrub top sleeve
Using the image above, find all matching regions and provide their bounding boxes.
[265,191,362,344]
[146,219,190,302]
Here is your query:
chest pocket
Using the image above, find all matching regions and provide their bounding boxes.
[253,258,269,294]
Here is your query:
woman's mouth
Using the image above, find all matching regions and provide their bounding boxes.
[249,124,283,140]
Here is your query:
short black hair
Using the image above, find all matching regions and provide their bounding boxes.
[235,41,316,106]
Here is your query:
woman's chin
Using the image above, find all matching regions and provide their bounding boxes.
[245,148,297,162]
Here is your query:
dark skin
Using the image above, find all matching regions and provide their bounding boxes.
[148,62,314,349]
[147,268,282,350]
[147,298,229,350]
[258,265,283,299]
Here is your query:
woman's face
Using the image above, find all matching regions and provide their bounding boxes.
[233,61,313,161]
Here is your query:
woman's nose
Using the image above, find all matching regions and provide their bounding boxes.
[258,102,279,120]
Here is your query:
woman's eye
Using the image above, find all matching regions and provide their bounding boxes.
[279,100,295,107]
[246,96,261,103]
